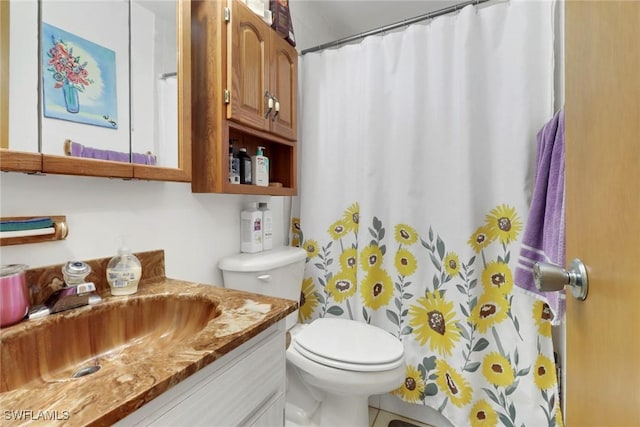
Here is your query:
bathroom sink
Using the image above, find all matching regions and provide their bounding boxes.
[0,293,221,393]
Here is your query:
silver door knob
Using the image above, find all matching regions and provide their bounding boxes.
[533,258,588,300]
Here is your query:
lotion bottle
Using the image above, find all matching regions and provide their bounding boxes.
[259,202,273,250]
[251,146,269,187]
[241,203,262,253]
[106,241,142,296]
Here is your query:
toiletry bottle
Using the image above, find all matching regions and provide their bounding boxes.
[241,202,263,253]
[228,140,240,184]
[238,148,252,184]
[259,202,273,250]
[106,244,142,296]
[251,146,269,187]
[62,261,92,286]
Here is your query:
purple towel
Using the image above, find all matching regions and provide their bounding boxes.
[515,109,566,325]
[69,141,84,157]
[68,140,157,165]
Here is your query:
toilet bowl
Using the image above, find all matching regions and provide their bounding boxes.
[286,318,405,427]
[218,247,405,427]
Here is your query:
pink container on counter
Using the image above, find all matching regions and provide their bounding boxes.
[0,264,30,327]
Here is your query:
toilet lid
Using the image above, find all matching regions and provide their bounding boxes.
[292,318,404,372]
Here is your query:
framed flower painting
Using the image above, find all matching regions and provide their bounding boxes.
[41,22,118,129]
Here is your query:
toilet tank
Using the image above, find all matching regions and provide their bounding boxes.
[218,246,307,329]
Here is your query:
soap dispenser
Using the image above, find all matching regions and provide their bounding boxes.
[241,202,263,253]
[106,240,142,296]
[251,146,269,187]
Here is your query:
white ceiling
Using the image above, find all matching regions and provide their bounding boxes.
[290,0,466,52]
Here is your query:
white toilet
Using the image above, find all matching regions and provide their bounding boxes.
[219,247,405,427]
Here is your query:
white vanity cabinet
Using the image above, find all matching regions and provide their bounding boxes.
[116,321,286,426]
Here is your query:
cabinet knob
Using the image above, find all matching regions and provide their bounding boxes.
[265,91,274,118]
[272,97,280,121]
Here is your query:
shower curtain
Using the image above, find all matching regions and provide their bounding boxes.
[293,1,563,426]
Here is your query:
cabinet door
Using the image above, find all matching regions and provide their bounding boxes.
[114,322,287,426]
[229,0,270,132]
[269,33,298,140]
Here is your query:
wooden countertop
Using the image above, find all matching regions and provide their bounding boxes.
[0,279,297,426]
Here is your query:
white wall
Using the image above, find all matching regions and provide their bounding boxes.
[0,172,291,286]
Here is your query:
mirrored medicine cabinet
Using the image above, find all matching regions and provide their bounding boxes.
[0,0,191,182]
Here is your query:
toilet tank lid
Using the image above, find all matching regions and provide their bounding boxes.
[218,246,307,272]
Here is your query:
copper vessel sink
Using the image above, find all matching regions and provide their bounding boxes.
[0,294,220,393]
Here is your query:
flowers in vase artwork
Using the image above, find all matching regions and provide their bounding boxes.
[41,23,118,129]
[46,35,92,114]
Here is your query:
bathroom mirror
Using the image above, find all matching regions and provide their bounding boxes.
[131,0,191,182]
[0,0,190,181]
[0,0,41,171]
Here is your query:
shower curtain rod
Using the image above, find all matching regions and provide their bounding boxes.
[301,0,496,55]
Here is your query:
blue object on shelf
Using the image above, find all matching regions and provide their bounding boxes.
[0,217,54,232]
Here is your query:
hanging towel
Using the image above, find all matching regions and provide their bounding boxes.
[65,140,157,165]
[515,109,566,325]
[0,217,53,232]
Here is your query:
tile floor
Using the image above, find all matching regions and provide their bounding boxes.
[368,407,435,427]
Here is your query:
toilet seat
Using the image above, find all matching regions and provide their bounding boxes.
[292,318,404,372]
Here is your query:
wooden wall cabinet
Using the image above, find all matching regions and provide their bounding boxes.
[229,0,297,141]
[191,0,298,195]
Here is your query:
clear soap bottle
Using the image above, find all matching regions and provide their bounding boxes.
[106,244,142,296]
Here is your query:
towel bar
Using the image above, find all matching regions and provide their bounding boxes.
[0,216,68,247]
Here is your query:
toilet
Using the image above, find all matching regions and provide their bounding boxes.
[219,247,405,427]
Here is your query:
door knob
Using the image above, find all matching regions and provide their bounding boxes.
[533,258,588,300]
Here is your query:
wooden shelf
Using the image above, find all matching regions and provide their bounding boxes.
[0,149,42,173]
[222,182,296,196]
[42,154,133,179]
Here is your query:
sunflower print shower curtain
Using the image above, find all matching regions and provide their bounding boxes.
[296,1,559,425]
[292,203,563,427]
